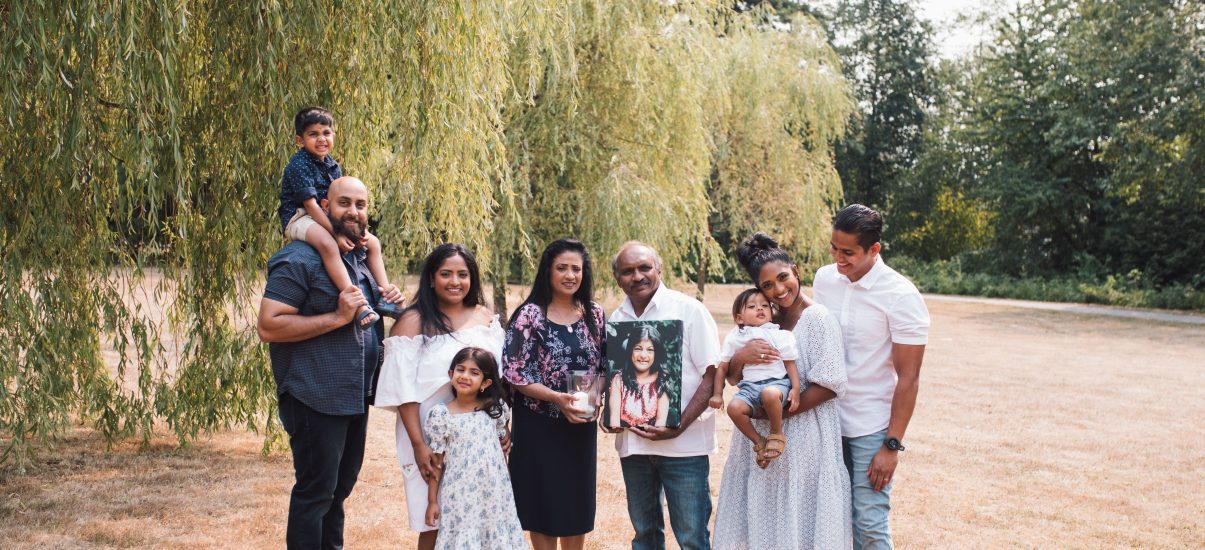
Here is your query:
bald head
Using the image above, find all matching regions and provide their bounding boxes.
[329,176,366,198]
[612,241,661,276]
[612,241,662,309]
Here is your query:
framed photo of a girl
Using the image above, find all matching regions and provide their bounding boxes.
[603,320,684,429]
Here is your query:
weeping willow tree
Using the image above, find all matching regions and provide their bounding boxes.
[0,0,850,468]
[496,0,724,312]
[498,4,853,299]
[702,10,853,286]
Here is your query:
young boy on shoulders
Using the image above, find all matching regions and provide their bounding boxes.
[278,106,399,326]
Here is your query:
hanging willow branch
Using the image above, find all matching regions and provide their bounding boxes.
[0,0,850,469]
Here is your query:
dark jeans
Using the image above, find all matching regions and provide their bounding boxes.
[619,454,712,550]
[278,392,369,550]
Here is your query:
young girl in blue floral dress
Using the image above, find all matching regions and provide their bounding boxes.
[424,347,525,550]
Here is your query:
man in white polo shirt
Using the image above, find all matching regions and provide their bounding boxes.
[608,241,720,550]
[812,204,930,550]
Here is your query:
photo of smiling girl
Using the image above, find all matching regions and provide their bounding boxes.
[604,321,684,429]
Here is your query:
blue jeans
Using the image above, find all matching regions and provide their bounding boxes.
[843,429,893,550]
[619,454,711,550]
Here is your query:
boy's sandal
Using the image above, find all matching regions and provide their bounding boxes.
[761,434,787,464]
[375,300,401,319]
[356,306,380,328]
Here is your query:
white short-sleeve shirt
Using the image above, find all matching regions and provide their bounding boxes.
[610,284,721,458]
[719,323,799,382]
[812,256,930,437]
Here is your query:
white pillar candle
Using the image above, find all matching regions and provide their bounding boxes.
[571,391,589,409]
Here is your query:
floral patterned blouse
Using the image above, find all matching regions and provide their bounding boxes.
[503,302,607,418]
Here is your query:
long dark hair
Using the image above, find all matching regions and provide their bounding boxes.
[448,347,506,419]
[620,324,664,396]
[735,232,794,284]
[404,243,486,337]
[509,238,599,341]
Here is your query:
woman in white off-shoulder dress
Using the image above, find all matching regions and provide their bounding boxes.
[374,243,505,550]
[713,233,852,549]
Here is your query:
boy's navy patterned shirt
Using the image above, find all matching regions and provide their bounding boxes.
[278,148,342,232]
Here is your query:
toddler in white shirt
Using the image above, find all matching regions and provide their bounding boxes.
[709,288,800,467]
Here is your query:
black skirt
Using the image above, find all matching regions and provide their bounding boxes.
[508,402,597,536]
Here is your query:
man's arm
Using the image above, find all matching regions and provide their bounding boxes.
[867,342,925,491]
[630,365,715,441]
[256,287,364,343]
[886,343,924,441]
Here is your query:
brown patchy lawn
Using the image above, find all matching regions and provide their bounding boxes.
[2,285,1203,548]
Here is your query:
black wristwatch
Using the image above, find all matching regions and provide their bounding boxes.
[883,437,905,451]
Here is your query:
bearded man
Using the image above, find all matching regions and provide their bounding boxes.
[257,176,402,549]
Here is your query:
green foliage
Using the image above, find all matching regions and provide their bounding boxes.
[703,9,853,281]
[829,0,935,211]
[895,189,992,261]
[882,0,1202,293]
[891,255,1205,311]
[890,58,992,260]
[953,0,1204,282]
[0,0,852,467]
[499,1,722,304]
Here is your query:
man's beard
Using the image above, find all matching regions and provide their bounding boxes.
[328,213,366,242]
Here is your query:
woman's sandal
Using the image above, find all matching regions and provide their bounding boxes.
[760,434,787,466]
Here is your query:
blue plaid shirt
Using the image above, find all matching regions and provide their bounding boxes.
[278,148,342,232]
[264,241,383,416]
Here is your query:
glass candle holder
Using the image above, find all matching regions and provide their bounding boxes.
[568,370,601,419]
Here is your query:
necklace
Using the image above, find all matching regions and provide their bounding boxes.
[547,302,581,332]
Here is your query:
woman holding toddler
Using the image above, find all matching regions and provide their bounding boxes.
[712,233,852,549]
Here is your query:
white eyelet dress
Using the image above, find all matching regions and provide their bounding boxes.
[713,304,853,549]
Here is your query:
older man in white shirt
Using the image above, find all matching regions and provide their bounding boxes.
[813,204,930,550]
[607,241,720,550]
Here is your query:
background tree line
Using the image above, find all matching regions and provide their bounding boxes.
[0,1,850,466]
[791,0,1202,308]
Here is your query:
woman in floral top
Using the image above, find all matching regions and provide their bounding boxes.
[503,239,606,550]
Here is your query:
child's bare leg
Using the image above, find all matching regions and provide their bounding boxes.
[364,231,390,288]
[762,386,784,435]
[726,399,764,447]
[304,224,376,325]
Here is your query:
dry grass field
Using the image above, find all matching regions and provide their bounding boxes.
[2,284,1202,548]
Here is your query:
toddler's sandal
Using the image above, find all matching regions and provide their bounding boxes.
[754,436,772,469]
[761,434,787,465]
